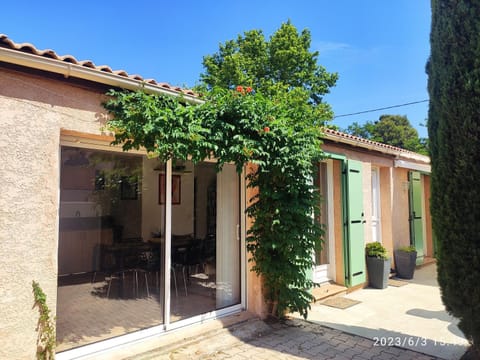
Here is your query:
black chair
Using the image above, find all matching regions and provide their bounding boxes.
[202,235,216,280]
[185,240,204,277]
[171,245,188,296]
[106,244,150,298]
[91,243,120,283]
[138,246,161,292]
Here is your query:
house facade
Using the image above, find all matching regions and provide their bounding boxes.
[0,34,433,359]
[312,129,433,288]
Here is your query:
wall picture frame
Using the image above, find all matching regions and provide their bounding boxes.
[159,174,181,204]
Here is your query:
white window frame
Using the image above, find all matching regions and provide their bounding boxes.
[371,167,382,243]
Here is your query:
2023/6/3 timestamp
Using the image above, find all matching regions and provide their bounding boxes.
[373,336,428,347]
[373,336,464,348]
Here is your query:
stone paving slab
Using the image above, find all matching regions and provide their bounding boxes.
[294,264,468,360]
[127,317,440,360]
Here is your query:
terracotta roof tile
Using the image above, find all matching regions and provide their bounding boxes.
[0,35,428,158]
[323,127,427,158]
[0,33,198,97]
[112,69,128,76]
[78,60,95,68]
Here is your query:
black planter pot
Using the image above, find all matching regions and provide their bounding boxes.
[366,256,391,289]
[394,250,417,279]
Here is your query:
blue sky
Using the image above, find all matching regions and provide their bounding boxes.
[2,1,431,137]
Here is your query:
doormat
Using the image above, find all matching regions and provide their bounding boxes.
[388,278,409,287]
[321,297,361,309]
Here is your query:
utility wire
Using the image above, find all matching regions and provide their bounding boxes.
[333,99,429,119]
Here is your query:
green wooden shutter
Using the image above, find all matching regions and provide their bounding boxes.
[344,160,366,287]
[409,171,424,265]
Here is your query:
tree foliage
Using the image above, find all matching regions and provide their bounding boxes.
[344,114,428,154]
[104,85,324,318]
[428,0,480,356]
[199,21,338,122]
[104,21,338,319]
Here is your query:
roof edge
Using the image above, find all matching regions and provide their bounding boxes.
[0,45,203,105]
[322,128,430,163]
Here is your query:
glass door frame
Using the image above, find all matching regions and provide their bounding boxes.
[57,135,246,359]
[162,158,247,331]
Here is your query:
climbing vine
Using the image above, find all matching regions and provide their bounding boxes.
[32,281,56,360]
[104,86,324,318]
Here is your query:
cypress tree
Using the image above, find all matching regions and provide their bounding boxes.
[428,1,480,356]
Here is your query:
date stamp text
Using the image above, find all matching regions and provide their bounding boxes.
[373,336,427,347]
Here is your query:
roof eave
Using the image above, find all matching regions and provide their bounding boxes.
[322,130,430,164]
[0,46,203,105]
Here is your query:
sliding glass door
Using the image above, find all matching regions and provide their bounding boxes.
[169,160,241,322]
[57,147,165,352]
[57,148,241,352]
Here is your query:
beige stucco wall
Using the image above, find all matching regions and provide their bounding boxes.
[322,142,394,168]
[0,67,109,359]
[245,164,268,317]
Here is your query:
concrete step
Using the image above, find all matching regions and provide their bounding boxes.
[417,256,436,268]
[312,283,348,302]
[123,315,271,360]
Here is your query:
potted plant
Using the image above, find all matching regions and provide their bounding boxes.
[394,245,417,279]
[365,242,391,289]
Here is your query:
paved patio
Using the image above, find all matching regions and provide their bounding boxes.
[94,315,440,360]
[85,263,467,360]
[293,263,468,360]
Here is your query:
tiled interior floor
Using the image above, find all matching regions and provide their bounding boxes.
[56,270,216,352]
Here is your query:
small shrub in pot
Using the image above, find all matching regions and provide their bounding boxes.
[365,242,391,289]
[394,245,417,279]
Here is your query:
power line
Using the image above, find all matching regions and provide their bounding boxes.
[333,99,429,119]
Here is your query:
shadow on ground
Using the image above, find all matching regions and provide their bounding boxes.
[316,320,467,360]
[407,308,465,339]
[129,316,448,360]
